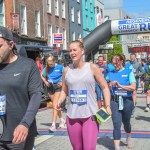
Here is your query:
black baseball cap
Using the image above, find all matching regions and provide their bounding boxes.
[0,26,14,41]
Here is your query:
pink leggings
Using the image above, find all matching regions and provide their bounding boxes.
[66,116,99,150]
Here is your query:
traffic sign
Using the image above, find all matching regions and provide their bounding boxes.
[53,33,63,44]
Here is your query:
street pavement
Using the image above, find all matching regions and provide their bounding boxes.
[35,90,150,150]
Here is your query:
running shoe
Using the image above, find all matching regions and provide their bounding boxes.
[49,125,56,131]
[126,138,132,148]
[114,146,120,150]
[58,120,66,128]
[144,106,150,112]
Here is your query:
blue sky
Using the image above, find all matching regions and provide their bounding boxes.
[101,0,150,18]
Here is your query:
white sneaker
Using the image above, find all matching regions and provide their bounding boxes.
[59,120,66,128]
[126,137,132,148]
[144,107,150,112]
[49,125,56,131]
[114,146,120,150]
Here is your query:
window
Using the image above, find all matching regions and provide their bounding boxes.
[77,10,81,24]
[86,15,88,29]
[35,11,41,37]
[48,24,52,46]
[71,7,74,22]
[62,1,65,18]
[72,32,75,41]
[0,1,4,26]
[78,33,81,39]
[20,5,27,35]
[47,0,51,13]
[100,8,103,18]
[90,3,93,12]
[63,28,66,49]
[55,0,59,16]
[90,17,93,29]
[85,0,87,9]
[56,26,59,33]
[143,36,149,41]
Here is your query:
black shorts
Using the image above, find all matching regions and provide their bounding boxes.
[140,76,145,82]
[47,83,62,95]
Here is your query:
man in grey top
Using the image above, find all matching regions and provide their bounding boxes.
[0,26,42,149]
[130,53,144,106]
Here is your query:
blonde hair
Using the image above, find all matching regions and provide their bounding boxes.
[70,39,84,48]
[46,55,55,76]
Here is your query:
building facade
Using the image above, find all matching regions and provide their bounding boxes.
[95,0,104,27]
[0,0,70,47]
[1,0,47,45]
[82,0,96,37]
[43,0,69,49]
[68,0,83,42]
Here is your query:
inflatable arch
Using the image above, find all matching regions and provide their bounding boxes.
[83,17,150,61]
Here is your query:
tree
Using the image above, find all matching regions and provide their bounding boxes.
[107,35,123,60]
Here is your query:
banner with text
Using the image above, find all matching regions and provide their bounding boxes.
[111,17,150,35]
[128,46,150,53]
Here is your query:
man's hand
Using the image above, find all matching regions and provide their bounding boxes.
[12,125,29,144]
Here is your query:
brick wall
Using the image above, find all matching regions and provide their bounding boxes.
[13,0,44,38]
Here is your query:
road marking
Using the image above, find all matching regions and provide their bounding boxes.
[35,135,54,146]
[37,129,150,138]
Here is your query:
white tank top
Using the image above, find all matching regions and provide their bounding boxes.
[65,63,98,118]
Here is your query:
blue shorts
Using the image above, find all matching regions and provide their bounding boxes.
[96,83,104,101]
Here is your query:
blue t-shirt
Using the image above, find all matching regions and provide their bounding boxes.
[144,63,150,73]
[97,64,108,78]
[107,68,136,97]
[125,61,133,70]
[42,63,64,83]
[107,63,115,72]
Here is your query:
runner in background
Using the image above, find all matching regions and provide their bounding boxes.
[140,59,147,94]
[143,55,150,112]
[130,53,144,106]
[41,55,66,131]
[107,54,136,150]
[96,55,107,108]
[35,52,44,74]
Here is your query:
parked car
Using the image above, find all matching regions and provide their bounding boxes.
[16,44,72,109]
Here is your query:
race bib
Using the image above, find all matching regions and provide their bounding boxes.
[0,95,6,115]
[70,90,87,105]
[132,68,136,73]
[115,88,127,96]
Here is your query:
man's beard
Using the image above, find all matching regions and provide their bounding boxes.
[0,51,11,64]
